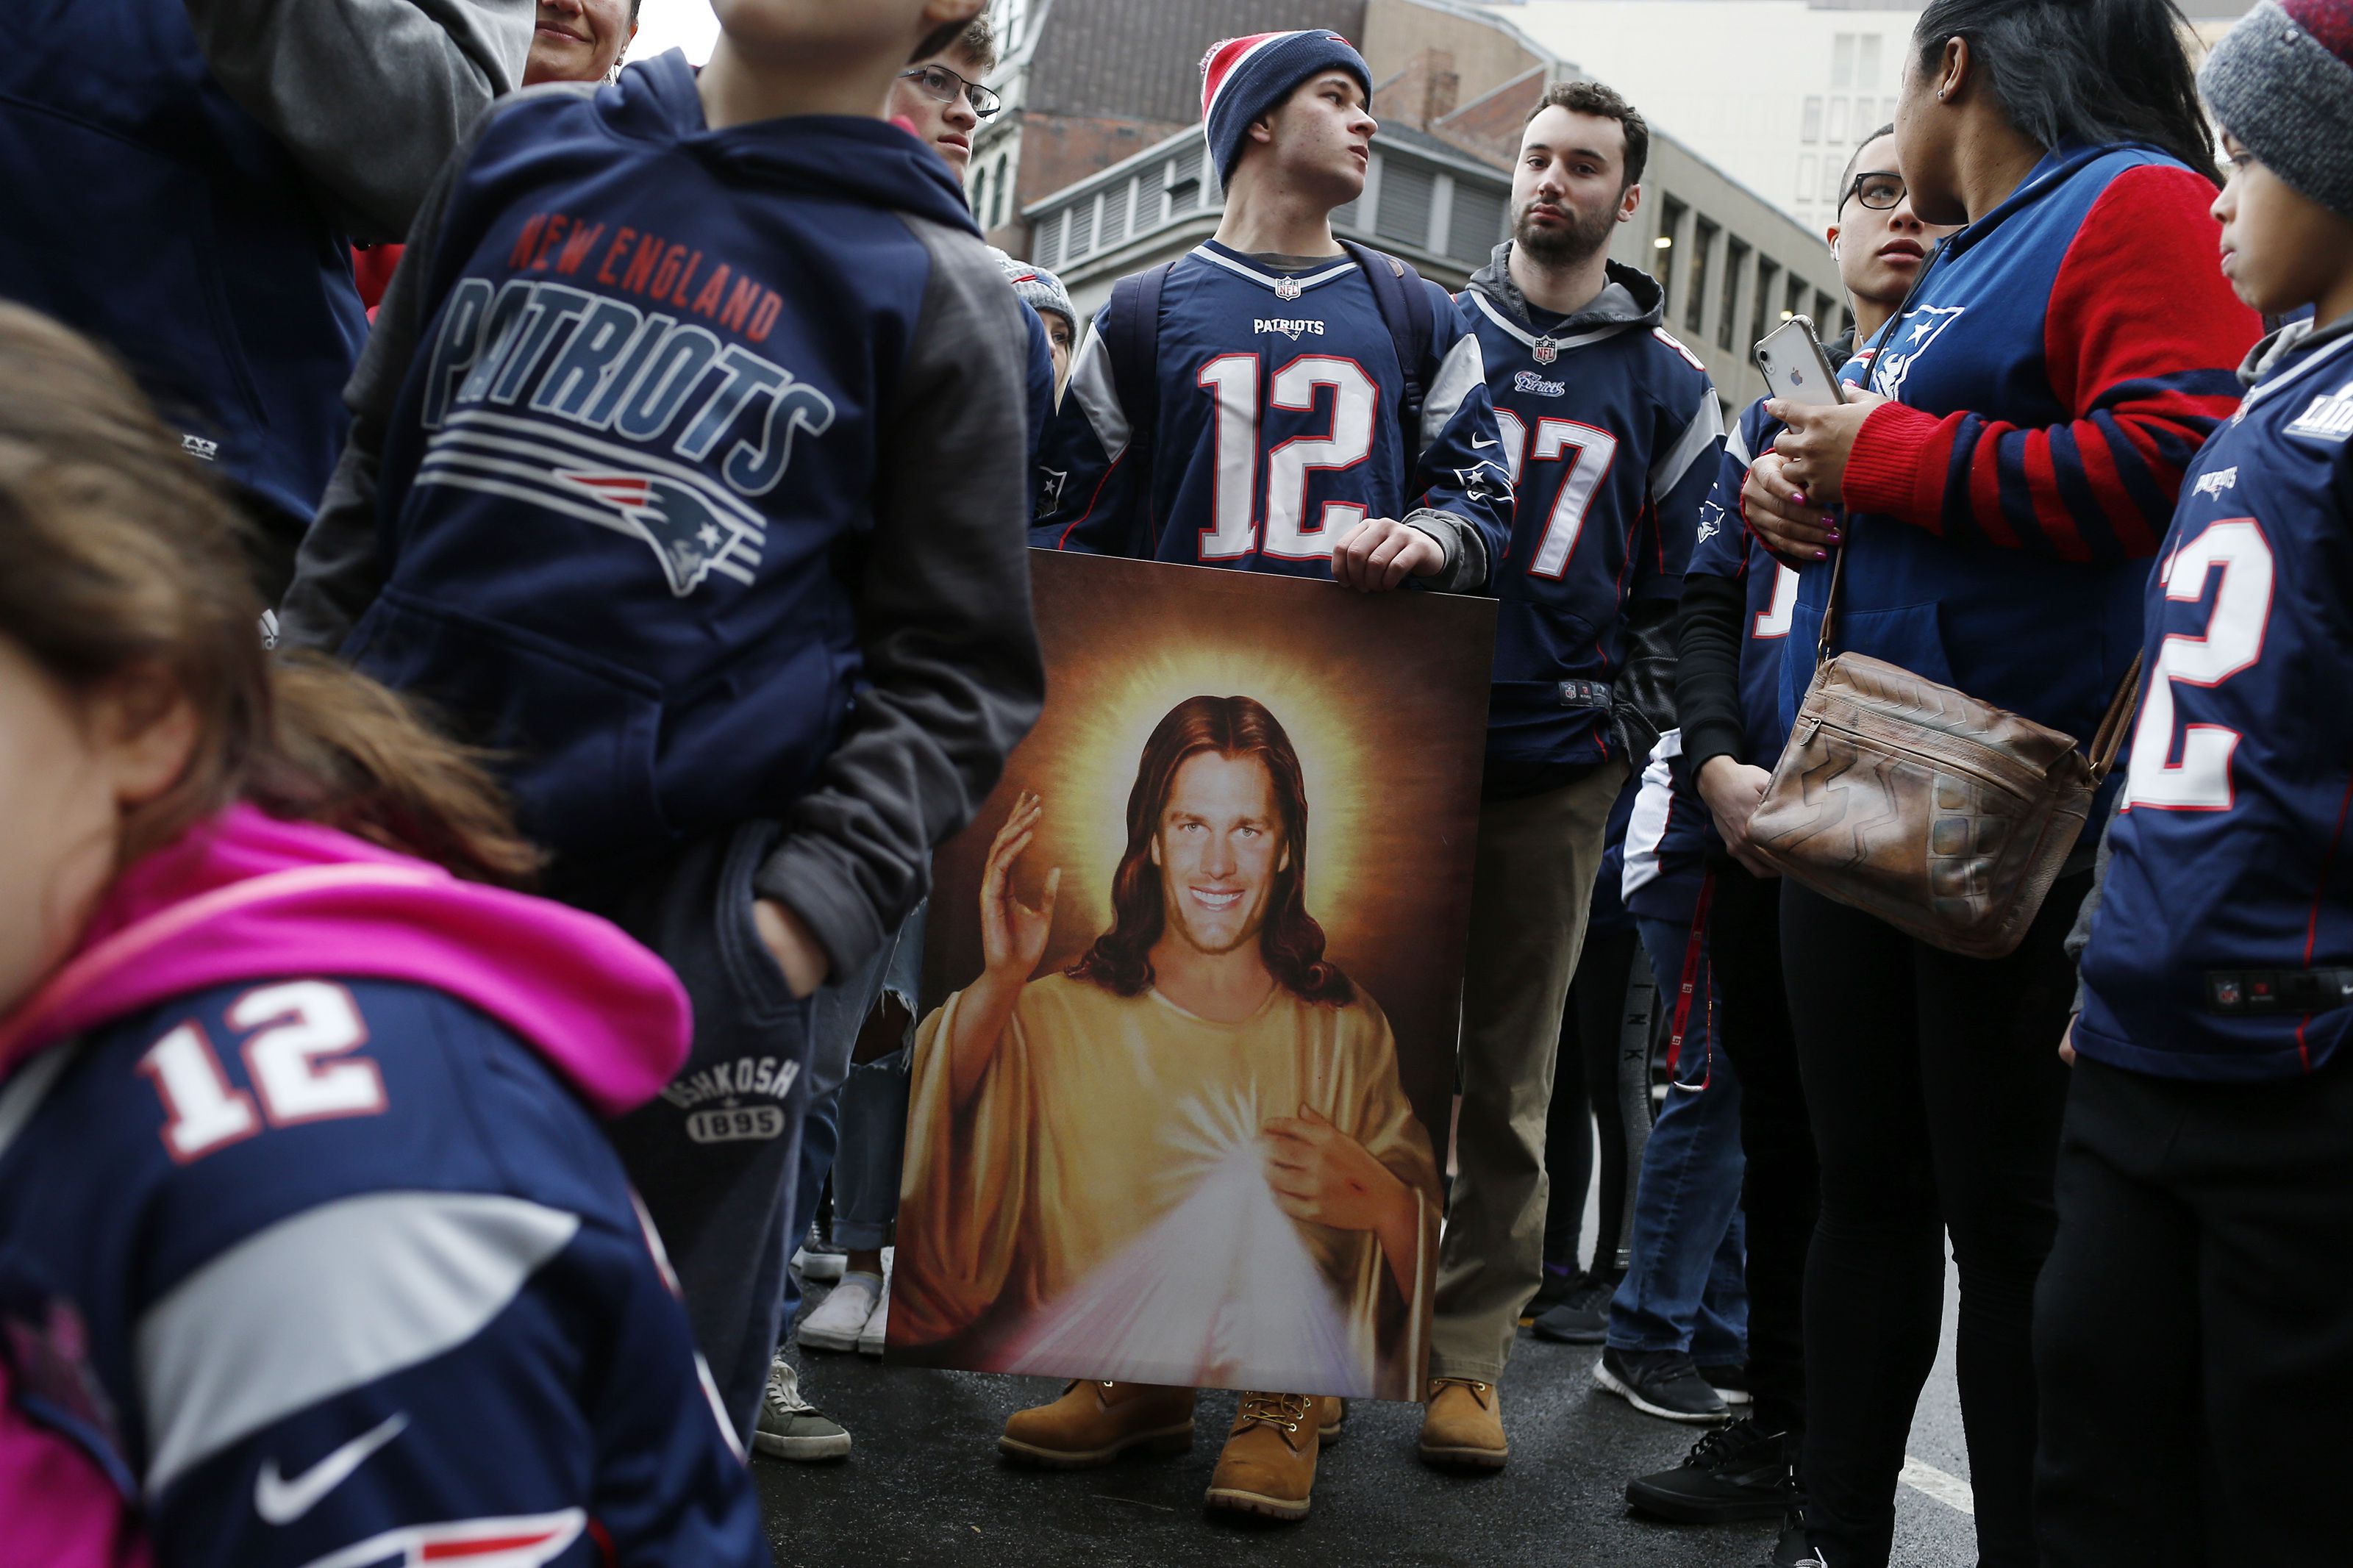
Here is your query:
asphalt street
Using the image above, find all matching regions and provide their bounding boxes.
[757,1264,1978,1567]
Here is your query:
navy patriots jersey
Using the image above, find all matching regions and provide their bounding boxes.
[2077,323,2353,1081]
[0,978,765,1567]
[1455,262,1723,770]
[1633,387,1826,908]
[1690,395,1809,769]
[1035,241,1510,582]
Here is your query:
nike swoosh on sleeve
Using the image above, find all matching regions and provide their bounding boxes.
[255,1411,410,1525]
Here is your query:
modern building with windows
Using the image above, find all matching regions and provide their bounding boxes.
[1491,0,2250,232]
[980,0,1845,403]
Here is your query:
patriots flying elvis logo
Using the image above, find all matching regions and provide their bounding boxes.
[560,470,762,596]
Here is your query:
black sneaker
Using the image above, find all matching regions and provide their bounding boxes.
[1519,1267,1582,1325]
[1593,1346,1730,1423]
[1699,1361,1754,1406]
[1624,1417,1792,1522]
[1530,1273,1619,1344]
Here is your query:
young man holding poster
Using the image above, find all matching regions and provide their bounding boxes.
[1433,79,1722,1467]
[1022,29,1510,1520]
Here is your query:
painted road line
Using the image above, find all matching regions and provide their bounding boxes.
[1901,1456,1975,1515]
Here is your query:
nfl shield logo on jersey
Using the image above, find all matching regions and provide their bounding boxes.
[1275,276,1302,301]
[1532,337,1558,365]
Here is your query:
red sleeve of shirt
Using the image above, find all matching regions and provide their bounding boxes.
[1842,162,2260,562]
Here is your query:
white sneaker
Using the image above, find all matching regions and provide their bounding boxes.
[798,1271,882,1351]
[792,1243,846,1284]
[857,1271,891,1357]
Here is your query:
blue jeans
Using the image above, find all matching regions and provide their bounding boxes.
[776,905,924,1332]
[1607,913,1749,1364]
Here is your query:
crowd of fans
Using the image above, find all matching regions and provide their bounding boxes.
[0,1,2349,1565]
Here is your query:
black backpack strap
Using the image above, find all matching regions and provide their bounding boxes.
[1338,239,1435,454]
[1101,260,1173,553]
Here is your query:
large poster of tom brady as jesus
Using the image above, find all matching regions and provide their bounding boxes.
[889,551,1494,1400]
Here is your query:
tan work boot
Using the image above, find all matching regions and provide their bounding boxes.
[1204,1391,1321,1521]
[1317,1395,1346,1445]
[999,1379,1196,1467]
[1418,1376,1508,1469]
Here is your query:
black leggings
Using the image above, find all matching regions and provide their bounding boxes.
[1544,924,1642,1276]
[1711,859,1815,1440]
[1781,875,2083,1568]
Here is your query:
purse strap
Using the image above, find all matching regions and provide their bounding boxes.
[2086,650,2145,782]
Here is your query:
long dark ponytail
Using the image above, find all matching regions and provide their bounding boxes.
[1910,0,2218,185]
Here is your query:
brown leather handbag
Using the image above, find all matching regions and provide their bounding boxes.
[1746,543,2141,960]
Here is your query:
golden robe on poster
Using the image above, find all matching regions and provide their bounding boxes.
[893,973,1439,1399]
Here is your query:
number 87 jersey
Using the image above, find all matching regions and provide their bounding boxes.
[1032,241,1510,587]
[2078,323,2353,1081]
[1455,264,1724,772]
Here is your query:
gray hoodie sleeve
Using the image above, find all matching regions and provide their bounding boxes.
[182,0,532,242]
[753,221,1047,974]
[276,123,477,652]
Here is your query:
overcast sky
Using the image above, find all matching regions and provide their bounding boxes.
[629,0,718,66]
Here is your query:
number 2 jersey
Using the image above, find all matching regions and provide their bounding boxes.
[1454,252,1723,781]
[0,806,765,1566]
[2077,317,2353,1080]
[1033,240,1510,590]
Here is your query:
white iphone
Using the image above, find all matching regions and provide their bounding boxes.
[1754,315,1846,408]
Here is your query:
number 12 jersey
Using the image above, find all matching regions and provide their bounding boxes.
[1033,240,1510,587]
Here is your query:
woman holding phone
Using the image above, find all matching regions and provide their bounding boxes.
[1737,1,2259,1564]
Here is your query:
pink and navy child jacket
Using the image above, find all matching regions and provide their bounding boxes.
[2077,318,2353,1081]
[0,806,768,1567]
[1783,142,2260,775]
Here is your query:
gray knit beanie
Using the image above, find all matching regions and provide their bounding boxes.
[994,252,1076,337]
[2199,0,2353,222]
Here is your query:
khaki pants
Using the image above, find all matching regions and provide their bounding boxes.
[1429,762,1627,1384]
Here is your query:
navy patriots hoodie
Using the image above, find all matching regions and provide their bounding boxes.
[280,53,1045,972]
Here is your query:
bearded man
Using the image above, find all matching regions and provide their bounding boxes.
[1419,79,1727,1469]
[894,695,1438,1412]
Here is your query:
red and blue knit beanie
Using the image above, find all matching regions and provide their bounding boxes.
[2200,0,2353,221]
[1199,30,1372,188]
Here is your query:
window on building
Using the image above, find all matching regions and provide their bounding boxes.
[1687,216,1718,337]
[1858,35,1882,90]
[1377,162,1436,249]
[1166,144,1203,215]
[994,0,1029,51]
[1796,154,1817,201]
[1827,98,1849,143]
[1718,237,1750,352]
[1065,194,1096,259]
[1034,209,1062,269]
[1832,33,1855,87]
[1815,290,1839,329]
[1839,301,1855,337]
[1802,96,1824,142]
[1655,194,1687,317]
[1752,257,1782,351]
[1786,270,1810,322]
[1820,156,1845,203]
[1099,179,1131,249]
[990,154,1010,229]
[1449,184,1508,265]
[971,166,989,228]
